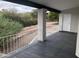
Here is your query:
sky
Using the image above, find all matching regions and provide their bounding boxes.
[0,1,36,13]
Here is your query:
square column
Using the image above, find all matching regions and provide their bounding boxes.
[59,14,63,31]
[37,8,46,41]
[76,16,79,57]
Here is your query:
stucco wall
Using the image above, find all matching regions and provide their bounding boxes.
[59,13,71,31]
[59,13,72,32]
[59,7,79,33]
[70,14,78,33]
[63,14,71,31]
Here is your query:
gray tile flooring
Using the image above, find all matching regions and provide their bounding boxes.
[7,32,77,58]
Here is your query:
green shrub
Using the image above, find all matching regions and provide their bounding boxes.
[19,12,37,27]
[0,17,23,37]
[1,11,37,27]
[0,17,23,47]
[1,11,23,24]
[47,11,59,21]
[20,15,37,27]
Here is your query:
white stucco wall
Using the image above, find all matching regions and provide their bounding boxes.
[63,14,71,31]
[59,13,71,31]
[70,14,78,33]
[59,7,79,33]
[59,13,72,32]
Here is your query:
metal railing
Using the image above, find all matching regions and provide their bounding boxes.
[0,31,37,54]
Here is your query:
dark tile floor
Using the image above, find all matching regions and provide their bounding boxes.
[7,32,77,58]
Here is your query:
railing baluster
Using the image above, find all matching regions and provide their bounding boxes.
[0,38,2,54]
[6,37,9,54]
[3,38,5,53]
[15,35,17,50]
[21,36,23,47]
[20,36,22,48]
[11,36,13,52]
[17,35,18,49]
[22,35,25,46]
[10,35,12,52]
[11,36,13,51]
[18,35,21,48]
[8,36,10,52]
[12,35,15,51]
[10,36,12,52]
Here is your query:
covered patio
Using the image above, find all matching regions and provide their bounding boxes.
[6,32,77,58]
[2,0,79,58]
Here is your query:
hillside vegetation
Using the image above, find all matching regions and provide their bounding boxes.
[0,9,59,37]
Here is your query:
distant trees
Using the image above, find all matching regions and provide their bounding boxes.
[0,11,23,37]
[0,9,38,27]
[30,9,37,20]
[47,11,59,22]
[18,9,38,27]
[0,8,59,37]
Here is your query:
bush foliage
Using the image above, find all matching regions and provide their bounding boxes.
[1,10,37,27]
[0,9,59,47]
[0,9,59,37]
[0,16,23,37]
[47,11,59,21]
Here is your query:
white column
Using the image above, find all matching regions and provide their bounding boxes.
[59,14,63,31]
[37,8,46,41]
[76,16,79,57]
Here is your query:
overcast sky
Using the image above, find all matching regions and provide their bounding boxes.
[0,1,36,13]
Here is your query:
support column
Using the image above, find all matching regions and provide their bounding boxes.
[59,14,63,31]
[37,8,46,41]
[76,16,79,57]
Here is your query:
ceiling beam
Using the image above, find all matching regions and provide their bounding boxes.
[4,0,61,13]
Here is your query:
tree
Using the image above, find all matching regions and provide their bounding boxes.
[30,9,38,20]
[47,11,59,21]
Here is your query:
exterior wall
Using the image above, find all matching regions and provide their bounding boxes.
[63,14,71,31]
[59,7,79,33]
[70,14,78,33]
[59,13,71,32]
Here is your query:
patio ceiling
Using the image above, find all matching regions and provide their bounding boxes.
[3,0,79,13]
[29,0,79,11]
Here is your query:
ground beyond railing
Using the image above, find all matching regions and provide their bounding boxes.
[0,31,37,54]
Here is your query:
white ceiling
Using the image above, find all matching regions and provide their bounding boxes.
[29,0,79,11]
